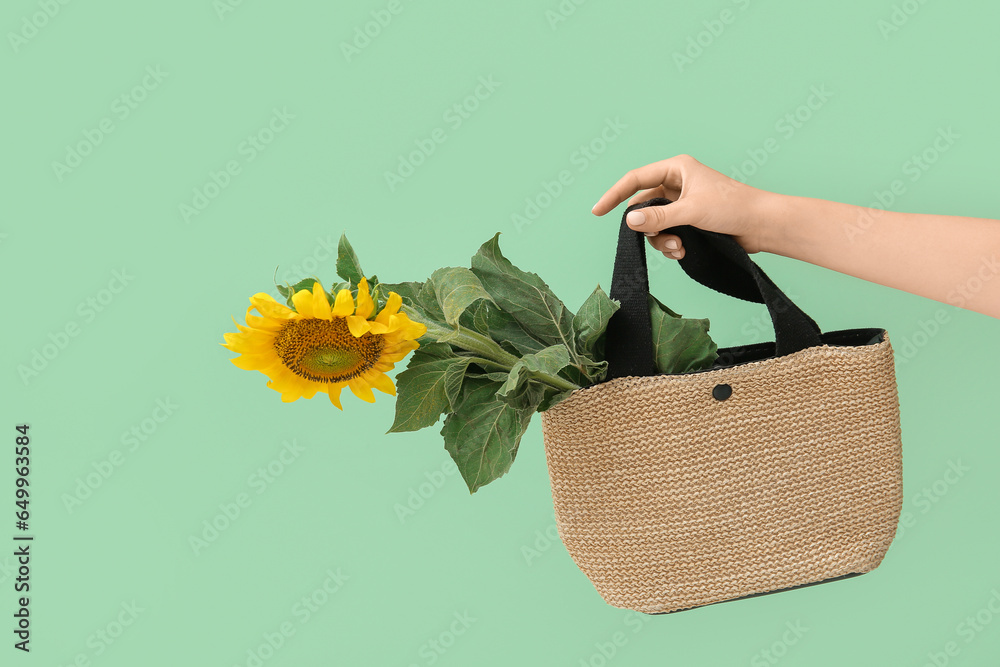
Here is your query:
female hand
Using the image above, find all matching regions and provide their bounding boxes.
[592,155,1000,319]
[590,154,775,259]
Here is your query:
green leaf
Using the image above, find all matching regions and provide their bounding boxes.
[538,388,574,412]
[649,294,719,374]
[429,267,494,326]
[278,278,321,308]
[496,362,531,405]
[496,344,573,410]
[470,234,577,352]
[413,281,447,323]
[389,344,472,433]
[520,344,573,377]
[379,280,423,304]
[577,358,608,384]
[441,382,535,493]
[465,371,511,383]
[460,300,547,356]
[336,234,364,284]
[573,285,620,359]
[377,280,423,319]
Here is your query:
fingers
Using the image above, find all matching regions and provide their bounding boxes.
[648,233,685,260]
[624,196,699,234]
[627,185,679,208]
[591,155,695,216]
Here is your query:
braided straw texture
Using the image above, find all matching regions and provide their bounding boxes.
[540,335,902,614]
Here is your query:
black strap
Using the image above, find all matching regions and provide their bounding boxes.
[605,197,823,379]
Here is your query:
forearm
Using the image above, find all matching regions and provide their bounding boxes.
[759,193,1000,319]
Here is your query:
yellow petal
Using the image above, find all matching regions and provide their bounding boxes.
[230,353,279,371]
[347,315,372,338]
[328,383,346,410]
[387,313,427,339]
[265,365,310,394]
[278,388,302,402]
[366,320,389,335]
[381,341,419,363]
[332,288,355,317]
[250,293,296,320]
[348,377,375,403]
[222,331,248,348]
[375,292,402,325]
[244,311,285,332]
[382,339,420,355]
[355,278,375,319]
[310,281,332,321]
[223,331,274,353]
[292,287,316,318]
[364,370,396,396]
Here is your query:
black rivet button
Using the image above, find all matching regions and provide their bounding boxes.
[712,383,732,401]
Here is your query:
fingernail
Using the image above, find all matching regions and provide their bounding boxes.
[669,250,682,259]
[665,239,679,250]
[627,211,645,227]
[644,231,657,237]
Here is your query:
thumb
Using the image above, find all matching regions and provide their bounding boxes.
[625,198,704,235]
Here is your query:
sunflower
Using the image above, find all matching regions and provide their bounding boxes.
[223,279,426,408]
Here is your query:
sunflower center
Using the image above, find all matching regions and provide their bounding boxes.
[273,318,384,383]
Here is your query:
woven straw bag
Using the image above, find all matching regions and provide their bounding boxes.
[540,198,903,614]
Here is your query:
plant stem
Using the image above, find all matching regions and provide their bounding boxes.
[419,319,580,393]
[532,371,579,393]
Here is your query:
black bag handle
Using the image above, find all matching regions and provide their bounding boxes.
[604,197,823,379]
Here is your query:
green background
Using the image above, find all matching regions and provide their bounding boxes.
[4,0,1000,664]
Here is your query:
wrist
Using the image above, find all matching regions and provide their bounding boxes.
[748,190,797,256]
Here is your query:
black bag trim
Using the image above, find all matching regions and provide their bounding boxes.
[605,197,873,380]
[701,327,886,374]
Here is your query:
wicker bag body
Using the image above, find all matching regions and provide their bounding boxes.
[540,198,903,614]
